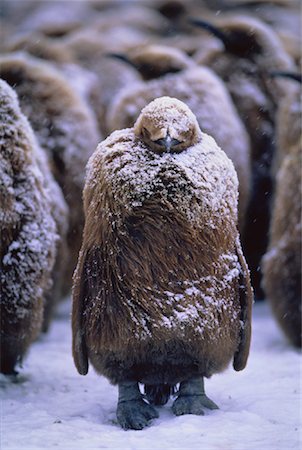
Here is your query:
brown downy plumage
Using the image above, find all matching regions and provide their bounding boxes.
[217,0,301,66]
[0,80,58,373]
[107,44,251,231]
[17,1,94,38]
[3,33,100,108]
[0,52,100,295]
[262,76,301,348]
[91,3,170,35]
[191,14,296,298]
[271,73,301,174]
[72,97,253,428]
[61,28,142,136]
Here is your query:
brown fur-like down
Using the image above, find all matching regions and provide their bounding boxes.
[262,84,301,348]
[72,97,253,387]
[0,52,100,294]
[62,28,142,136]
[0,80,57,374]
[192,14,296,298]
[107,45,251,231]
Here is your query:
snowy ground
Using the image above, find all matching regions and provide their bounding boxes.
[1,300,301,450]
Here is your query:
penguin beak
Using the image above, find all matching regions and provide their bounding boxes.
[269,71,302,83]
[105,53,137,70]
[188,18,230,48]
[154,134,182,152]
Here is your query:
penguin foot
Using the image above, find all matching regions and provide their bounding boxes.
[117,398,159,430]
[172,376,219,416]
[117,381,159,430]
[172,393,218,416]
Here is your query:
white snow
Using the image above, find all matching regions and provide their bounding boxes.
[1,300,300,450]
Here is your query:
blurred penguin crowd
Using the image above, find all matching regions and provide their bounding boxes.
[0,0,301,375]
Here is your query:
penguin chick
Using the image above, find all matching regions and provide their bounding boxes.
[226,0,301,66]
[0,52,100,295]
[0,80,57,374]
[4,32,100,110]
[191,14,296,298]
[18,1,93,38]
[109,44,194,81]
[32,130,69,333]
[262,79,301,348]
[72,97,253,430]
[272,75,301,174]
[107,45,251,231]
[92,3,170,35]
[62,28,142,136]
[262,141,301,347]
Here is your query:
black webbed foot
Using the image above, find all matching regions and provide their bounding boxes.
[117,382,159,430]
[172,377,218,416]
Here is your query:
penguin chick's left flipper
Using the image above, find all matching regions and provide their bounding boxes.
[71,247,91,376]
[117,382,159,430]
[172,377,218,416]
[233,237,253,372]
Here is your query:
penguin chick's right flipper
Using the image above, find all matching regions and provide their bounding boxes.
[117,382,159,430]
[233,237,253,372]
[71,247,91,376]
[172,377,218,416]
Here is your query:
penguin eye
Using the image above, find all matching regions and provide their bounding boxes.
[142,126,150,138]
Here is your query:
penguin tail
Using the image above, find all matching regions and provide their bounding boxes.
[144,384,177,406]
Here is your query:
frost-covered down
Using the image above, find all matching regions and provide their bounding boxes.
[1,300,300,449]
[107,67,250,173]
[0,51,100,291]
[1,52,100,189]
[89,128,238,228]
[75,98,250,383]
[107,64,251,227]
[0,79,57,368]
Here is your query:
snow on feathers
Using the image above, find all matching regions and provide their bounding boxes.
[106,46,251,230]
[0,79,58,373]
[72,97,253,384]
[0,52,100,293]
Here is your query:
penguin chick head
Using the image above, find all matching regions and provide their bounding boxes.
[134,96,202,154]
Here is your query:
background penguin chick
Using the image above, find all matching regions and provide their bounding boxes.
[225,0,301,66]
[272,81,301,175]
[3,33,100,111]
[192,14,296,299]
[3,32,75,63]
[110,44,195,80]
[92,3,170,35]
[107,48,251,231]
[17,1,94,38]
[34,146,69,333]
[0,52,100,295]
[72,96,253,430]
[0,80,57,374]
[262,81,301,348]
[62,29,142,136]
[262,141,301,348]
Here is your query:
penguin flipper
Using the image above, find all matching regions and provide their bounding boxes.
[72,247,90,375]
[233,237,253,371]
